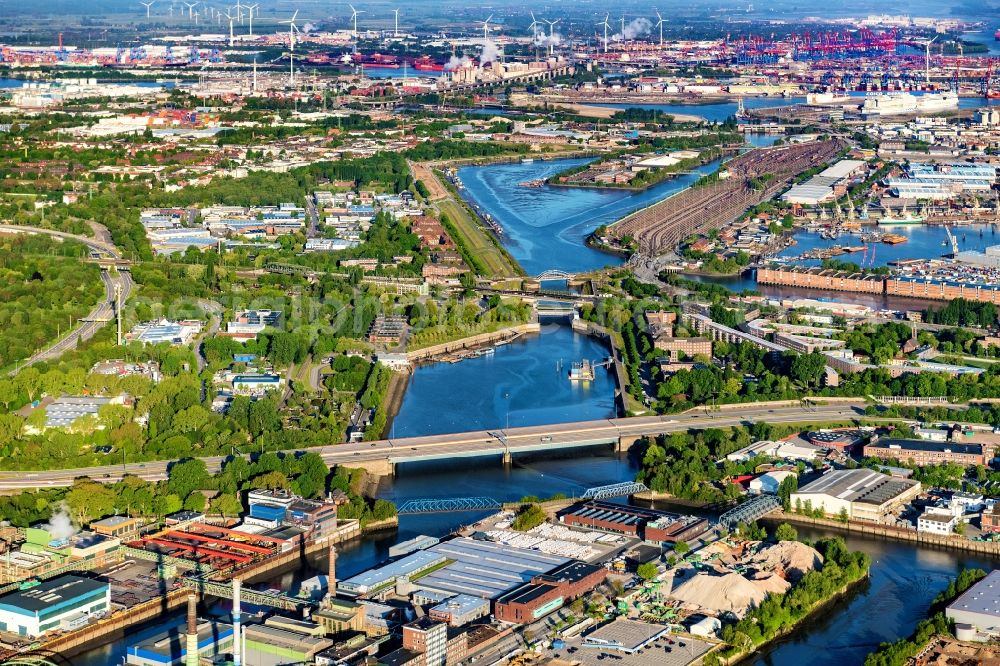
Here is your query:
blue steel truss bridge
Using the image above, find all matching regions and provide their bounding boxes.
[396,497,503,515]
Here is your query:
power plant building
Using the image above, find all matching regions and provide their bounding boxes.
[125,618,234,666]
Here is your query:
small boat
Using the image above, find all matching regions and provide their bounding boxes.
[569,360,595,381]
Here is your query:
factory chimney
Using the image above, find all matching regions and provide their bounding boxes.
[232,579,242,666]
[326,545,337,605]
[185,593,199,666]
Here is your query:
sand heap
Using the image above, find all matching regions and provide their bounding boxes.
[667,570,787,617]
[744,540,824,583]
[666,541,824,618]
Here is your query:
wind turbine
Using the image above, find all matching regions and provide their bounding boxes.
[597,14,610,52]
[280,10,300,86]
[223,9,235,46]
[140,1,154,18]
[529,11,541,40]
[183,1,197,19]
[654,11,665,46]
[246,4,257,37]
[349,4,364,38]
[544,19,560,55]
[392,8,400,38]
[481,14,493,44]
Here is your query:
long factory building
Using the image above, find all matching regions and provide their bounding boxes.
[757,266,1000,304]
[337,536,607,624]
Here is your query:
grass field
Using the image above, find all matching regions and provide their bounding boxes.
[433,171,523,279]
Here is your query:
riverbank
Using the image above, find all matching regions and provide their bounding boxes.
[570,318,630,415]
[584,231,630,258]
[723,571,871,666]
[380,369,411,438]
[406,322,541,361]
[771,510,1000,556]
[434,168,524,278]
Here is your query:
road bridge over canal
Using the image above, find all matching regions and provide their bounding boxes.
[0,402,868,491]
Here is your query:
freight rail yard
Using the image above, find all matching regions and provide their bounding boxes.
[607,140,844,254]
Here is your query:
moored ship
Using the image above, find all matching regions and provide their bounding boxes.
[861,91,958,116]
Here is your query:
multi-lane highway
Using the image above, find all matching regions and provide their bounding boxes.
[0,402,867,491]
[0,224,133,373]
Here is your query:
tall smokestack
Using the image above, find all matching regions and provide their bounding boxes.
[232,579,242,666]
[327,545,337,604]
[185,593,199,666]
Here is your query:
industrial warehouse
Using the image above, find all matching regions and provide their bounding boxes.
[559,501,711,545]
[791,469,922,521]
[0,575,110,638]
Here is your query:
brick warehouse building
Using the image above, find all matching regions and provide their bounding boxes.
[863,438,991,467]
[494,561,606,624]
[559,501,710,545]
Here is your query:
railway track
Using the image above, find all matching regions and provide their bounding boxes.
[610,140,843,254]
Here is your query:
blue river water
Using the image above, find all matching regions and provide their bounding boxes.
[361,67,443,79]
[779,223,1000,268]
[391,321,617,437]
[750,524,999,666]
[457,158,720,275]
[590,96,805,122]
[592,94,1000,123]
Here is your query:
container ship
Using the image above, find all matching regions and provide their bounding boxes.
[861,91,958,116]
[352,53,402,68]
[410,55,444,71]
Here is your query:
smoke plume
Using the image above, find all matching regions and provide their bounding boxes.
[480,39,500,64]
[44,506,77,542]
[445,55,470,70]
[613,17,652,41]
[533,32,562,49]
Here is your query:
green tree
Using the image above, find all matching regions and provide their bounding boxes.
[183,492,207,512]
[65,480,117,525]
[167,459,211,499]
[774,523,798,542]
[636,562,659,581]
[249,470,290,490]
[153,493,183,517]
[211,493,244,518]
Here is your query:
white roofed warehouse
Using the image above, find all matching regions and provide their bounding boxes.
[946,570,1000,642]
[790,469,921,522]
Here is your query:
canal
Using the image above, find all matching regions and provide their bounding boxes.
[748,524,999,666]
[390,321,618,437]
[457,158,720,275]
